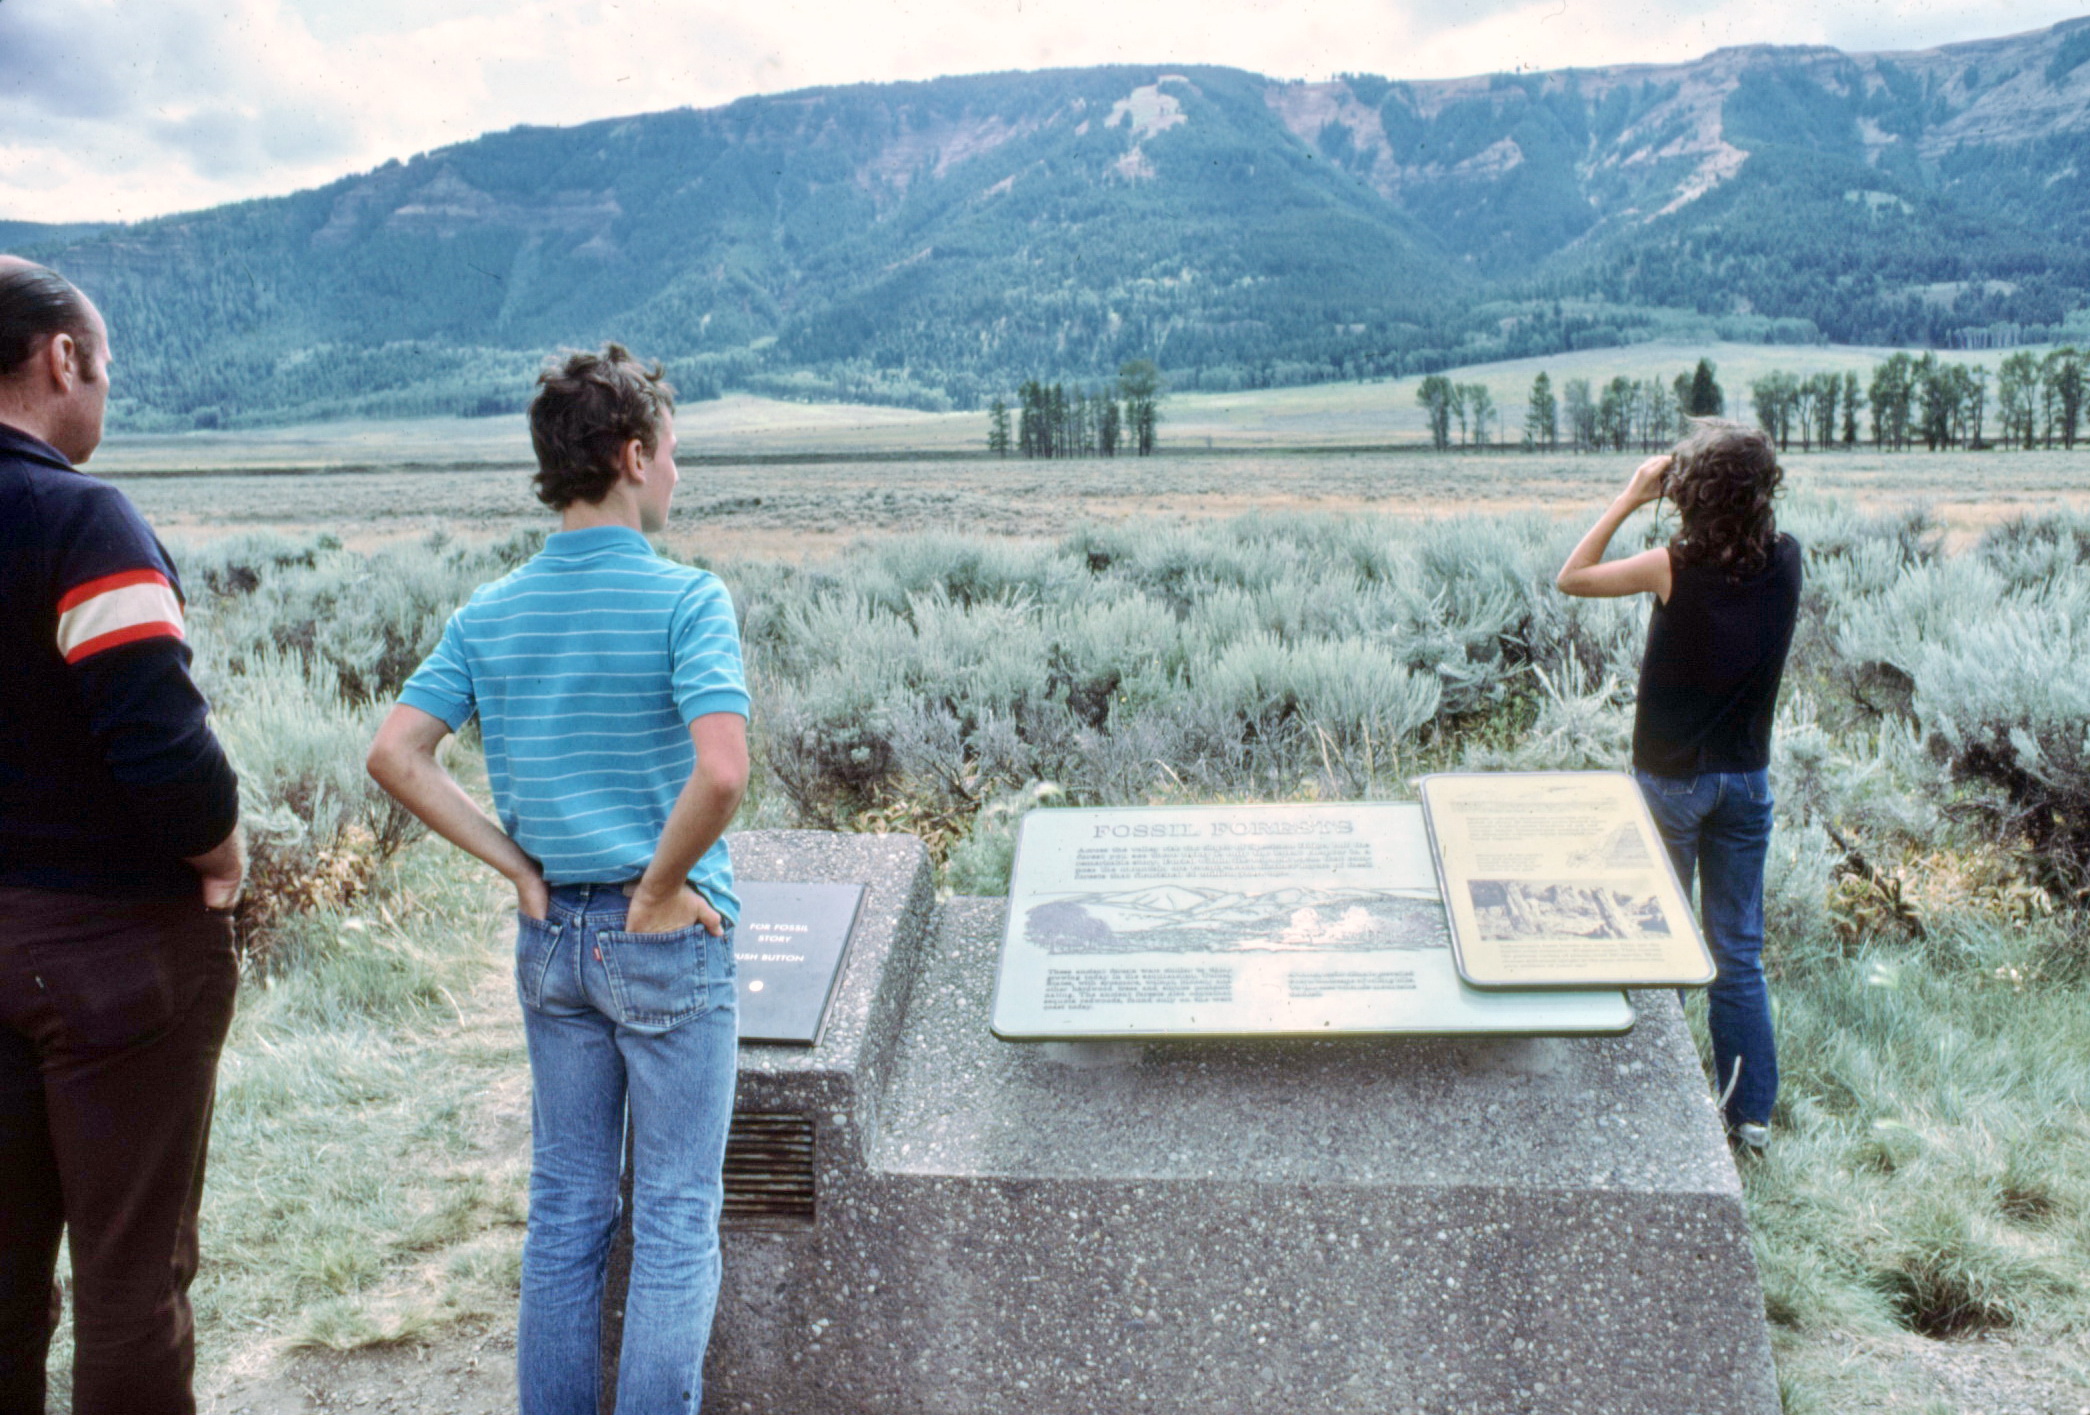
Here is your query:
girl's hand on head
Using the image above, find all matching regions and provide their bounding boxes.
[1623,455,1672,509]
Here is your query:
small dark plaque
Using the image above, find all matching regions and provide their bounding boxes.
[734,882,865,1045]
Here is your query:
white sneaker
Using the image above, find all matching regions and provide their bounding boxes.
[1732,1122,1770,1156]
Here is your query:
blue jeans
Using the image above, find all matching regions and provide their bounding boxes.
[1635,768,1778,1130]
[515,884,738,1415]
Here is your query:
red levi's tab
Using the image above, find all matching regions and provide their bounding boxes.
[55,568,185,664]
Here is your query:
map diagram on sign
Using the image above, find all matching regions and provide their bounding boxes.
[1023,885,1447,955]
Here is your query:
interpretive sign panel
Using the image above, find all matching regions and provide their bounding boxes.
[1420,772,1714,989]
[990,803,1631,1039]
[734,882,866,1045]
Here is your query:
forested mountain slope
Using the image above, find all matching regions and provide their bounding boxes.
[16,19,2090,426]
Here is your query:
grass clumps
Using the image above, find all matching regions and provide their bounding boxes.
[195,844,529,1356]
[1722,510,2090,1396]
[1742,905,2090,1405]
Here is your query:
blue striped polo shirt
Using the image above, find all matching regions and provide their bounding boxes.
[398,526,750,921]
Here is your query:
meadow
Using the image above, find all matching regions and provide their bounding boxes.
[95,339,2057,465]
[91,337,2090,563]
[40,370,2090,1412]
[97,440,2090,562]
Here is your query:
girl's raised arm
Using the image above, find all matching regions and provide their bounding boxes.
[1556,454,1675,602]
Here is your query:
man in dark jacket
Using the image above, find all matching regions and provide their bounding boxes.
[0,257,244,1415]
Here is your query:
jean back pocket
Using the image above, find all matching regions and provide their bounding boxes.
[515,912,564,1011]
[597,923,710,1033]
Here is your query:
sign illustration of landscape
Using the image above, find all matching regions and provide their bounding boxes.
[734,881,866,1045]
[1420,772,1716,989]
[991,803,1632,1039]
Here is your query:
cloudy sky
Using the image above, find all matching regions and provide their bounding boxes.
[3,0,2084,224]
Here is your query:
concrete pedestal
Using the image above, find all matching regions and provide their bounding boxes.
[606,830,1778,1415]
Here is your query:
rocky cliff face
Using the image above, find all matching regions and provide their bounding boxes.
[1267,20,2090,271]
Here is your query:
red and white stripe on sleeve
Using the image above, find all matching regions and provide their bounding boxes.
[55,569,185,664]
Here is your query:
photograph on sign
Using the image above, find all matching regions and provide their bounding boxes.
[991,802,1631,1039]
[1419,772,1714,989]
[734,881,866,1045]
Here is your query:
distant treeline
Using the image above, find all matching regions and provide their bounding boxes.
[1745,350,2086,452]
[1452,353,2088,453]
[1426,360,1729,453]
[989,361,1163,458]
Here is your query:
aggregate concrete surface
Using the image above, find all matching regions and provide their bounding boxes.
[701,891,1779,1415]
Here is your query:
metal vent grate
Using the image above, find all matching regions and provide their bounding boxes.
[723,1111,815,1227]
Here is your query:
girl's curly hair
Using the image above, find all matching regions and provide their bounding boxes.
[1665,419,1783,578]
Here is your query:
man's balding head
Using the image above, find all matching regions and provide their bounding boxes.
[0,257,111,463]
[0,258,100,379]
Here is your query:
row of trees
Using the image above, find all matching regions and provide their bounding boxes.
[1506,360,1728,453]
[979,350,2086,459]
[1489,352,2087,454]
[1415,376,1500,449]
[1749,350,2087,452]
[1996,350,2087,450]
[1741,371,1862,452]
[988,360,1164,458]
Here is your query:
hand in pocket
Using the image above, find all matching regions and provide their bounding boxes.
[625,882,722,936]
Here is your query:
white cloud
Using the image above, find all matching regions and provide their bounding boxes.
[1,0,2084,223]
[0,0,358,221]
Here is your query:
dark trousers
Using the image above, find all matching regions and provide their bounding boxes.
[0,887,237,1415]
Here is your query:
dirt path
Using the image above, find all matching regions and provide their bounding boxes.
[202,1315,2090,1414]
[200,897,531,1415]
[199,1293,2090,1413]
[208,1326,518,1414]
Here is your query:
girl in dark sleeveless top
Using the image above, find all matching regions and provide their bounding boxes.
[1554,422,1800,1154]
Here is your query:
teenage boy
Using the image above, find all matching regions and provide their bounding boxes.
[367,345,749,1414]
[0,258,245,1415]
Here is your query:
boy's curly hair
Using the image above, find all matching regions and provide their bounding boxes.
[528,344,676,510]
[1666,419,1783,578]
